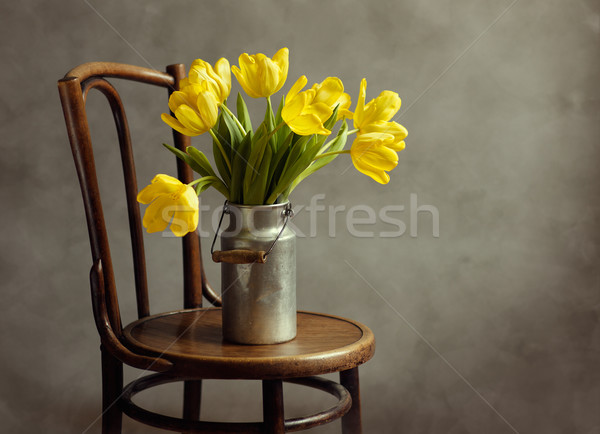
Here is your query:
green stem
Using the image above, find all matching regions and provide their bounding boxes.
[209,129,233,173]
[313,150,351,160]
[188,176,217,187]
[268,121,286,140]
[317,129,357,155]
[221,104,246,135]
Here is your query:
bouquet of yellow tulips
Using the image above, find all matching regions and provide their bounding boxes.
[138,48,408,236]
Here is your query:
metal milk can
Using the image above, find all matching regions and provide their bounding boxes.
[212,202,296,344]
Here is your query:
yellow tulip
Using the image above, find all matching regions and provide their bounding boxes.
[310,77,353,120]
[137,174,199,237]
[232,47,289,98]
[281,76,333,136]
[186,57,231,104]
[161,81,220,136]
[353,78,401,129]
[350,132,401,184]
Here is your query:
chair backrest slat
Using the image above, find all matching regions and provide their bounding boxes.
[58,76,124,333]
[81,77,150,318]
[166,64,204,309]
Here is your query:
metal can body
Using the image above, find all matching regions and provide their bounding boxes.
[220,203,296,344]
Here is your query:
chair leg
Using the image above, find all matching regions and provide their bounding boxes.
[340,368,362,434]
[182,379,202,433]
[101,345,123,434]
[262,379,285,434]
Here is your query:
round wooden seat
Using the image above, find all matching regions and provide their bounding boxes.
[123,308,375,379]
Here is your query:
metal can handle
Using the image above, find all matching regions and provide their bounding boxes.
[210,201,293,264]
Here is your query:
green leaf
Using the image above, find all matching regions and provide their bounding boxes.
[193,176,229,199]
[268,132,293,180]
[245,144,273,205]
[221,105,244,145]
[212,115,232,185]
[280,134,312,177]
[236,92,253,134]
[243,125,270,199]
[186,146,218,178]
[162,143,206,176]
[229,130,253,203]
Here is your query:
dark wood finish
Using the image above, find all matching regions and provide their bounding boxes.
[263,380,285,434]
[121,374,351,433]
[66,62,174,87]
[123,309,375,379]
[101,345,123,434]
[212,249,267,264]
[82,77,150,319]
[284,377,351,431]
[58,61,375,433]
[182,380,202,434]
[91,259,172,371]
[58,75,123,334]
[340,368,362,434]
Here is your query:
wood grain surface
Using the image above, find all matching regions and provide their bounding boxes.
[123,308,375,379]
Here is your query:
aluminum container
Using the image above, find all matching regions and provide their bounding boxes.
[220,202,296,344]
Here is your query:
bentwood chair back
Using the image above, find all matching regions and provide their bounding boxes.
[58,62,220,431]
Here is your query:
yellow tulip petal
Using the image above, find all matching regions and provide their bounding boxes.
[161,113,199,136]
[361,121,408,141]
[272,47,289,92]
[168,90,193,114]
[143,195,174,233]
[179,77,190,89]
[137,174,181,203]
[232,65,258,98]
[363,91,401,124]
[353,78,367,128]
[175,105,208,134]
[286,75,308,103]
[215,58,230,83]
[215,57,231,95]
[304,102,333,123]
[313,77,344,107]
[357,150,398,171]
[336,92,353,120]
[352,156,390,184]
[282,91,308,121]
[352,159,389,183]
[170,189,199,236]
[196,91,219,126]
[287,113,331,136]
[259,56,278,97]
[388,140,406,152]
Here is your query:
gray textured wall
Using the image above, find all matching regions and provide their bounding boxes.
[1,0,599,433]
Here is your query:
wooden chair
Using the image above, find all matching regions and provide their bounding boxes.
[58,62,375,433]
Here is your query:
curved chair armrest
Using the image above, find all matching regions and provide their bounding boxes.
[90,259,173,372]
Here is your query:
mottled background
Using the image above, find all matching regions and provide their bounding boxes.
[1,0,599,433]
